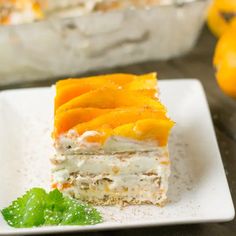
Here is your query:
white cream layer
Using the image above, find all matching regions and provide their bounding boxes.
[51,149,170,203]
[52,149,169,176]
[63,174,168,205]
[53,132,170,205]
[55,131,161,154]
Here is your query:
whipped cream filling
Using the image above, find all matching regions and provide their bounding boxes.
[52,149,169,176]
[61,173,169,204]
[55,130,162,154]
[51,149,170,202]
[52,130,170,205]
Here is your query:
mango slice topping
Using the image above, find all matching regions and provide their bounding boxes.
[54,73,174,146]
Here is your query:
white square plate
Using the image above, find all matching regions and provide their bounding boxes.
[0,79,234,235]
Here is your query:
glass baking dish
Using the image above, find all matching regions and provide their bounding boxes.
[0,0,210,86]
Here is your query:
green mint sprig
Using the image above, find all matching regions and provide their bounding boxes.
[1,188,102,228]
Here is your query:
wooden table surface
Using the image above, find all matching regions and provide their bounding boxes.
[2,27,236,236]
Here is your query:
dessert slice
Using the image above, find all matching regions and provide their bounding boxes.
[51,73,174,206]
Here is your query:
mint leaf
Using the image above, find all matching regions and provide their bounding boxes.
[61,197,102,225]
[1,188,103,228]
[44,189,65,226]
[1,188,47,228]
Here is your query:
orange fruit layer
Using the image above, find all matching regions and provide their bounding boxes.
[55,80,118,112]
[78,118,174,146]
[54,108,111,138]
[55,73,157,110]
[123,73,158,90]
[56,88,165,114]
[53,73,174,145]
[56,73,135,88]
[72,108,168,136]
[56,73,156,88]
[113,119,174,146]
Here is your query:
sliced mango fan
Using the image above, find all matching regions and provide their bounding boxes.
[54,73,174,146]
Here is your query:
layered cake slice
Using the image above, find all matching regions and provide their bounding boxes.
[51,73,174,206]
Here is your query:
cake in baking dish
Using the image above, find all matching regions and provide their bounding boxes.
[51,73,174,206]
